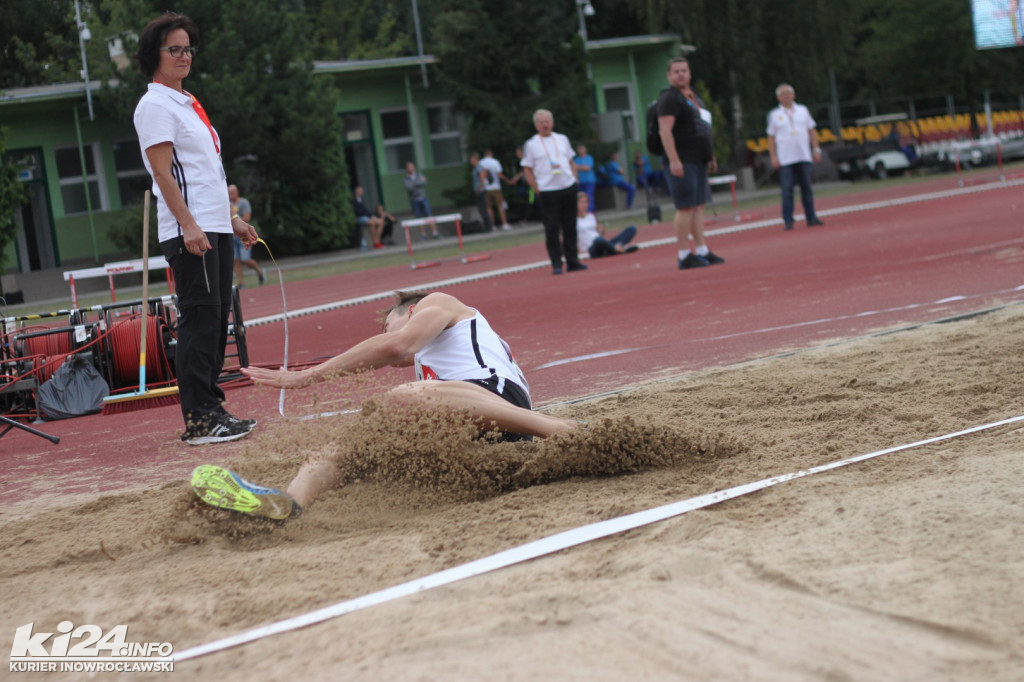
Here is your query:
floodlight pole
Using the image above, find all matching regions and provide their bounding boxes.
[411,0,428,87]
[74,0,94,121]
[576,0,594,80]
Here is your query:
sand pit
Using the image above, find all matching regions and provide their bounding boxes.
[2,305,1023,681]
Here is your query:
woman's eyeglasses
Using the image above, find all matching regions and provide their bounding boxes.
[160,45,198,58]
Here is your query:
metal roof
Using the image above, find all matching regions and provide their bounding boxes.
[584,33,693,52]
[313,55,436,75]
[1,34,686,103]
[0,79,120,105]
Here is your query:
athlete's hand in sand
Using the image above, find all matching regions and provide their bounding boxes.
[241,366,313,389]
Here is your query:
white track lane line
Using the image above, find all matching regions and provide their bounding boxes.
[246,178,1024,329]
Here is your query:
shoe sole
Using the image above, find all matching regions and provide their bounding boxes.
[184,428,252,446]
[190,465,294,520]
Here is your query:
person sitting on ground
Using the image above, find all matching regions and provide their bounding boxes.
[351,186,383,248]
[602,151,636,208]
[190,291,581,519]
[376,203,396,246]
[575,192,638,259]
[632,151,666,194]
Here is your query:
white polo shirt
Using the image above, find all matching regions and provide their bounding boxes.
[478,156,503,191]
[521,132,576,192]
[576,212,600,251]
[134,82,231,243]
[766,103,817,166]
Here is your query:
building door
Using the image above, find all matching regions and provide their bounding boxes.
[341,111,380,249]
[9,149,56,272]
[342,112,380,207]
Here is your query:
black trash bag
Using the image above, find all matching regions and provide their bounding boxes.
[37,354,110,420]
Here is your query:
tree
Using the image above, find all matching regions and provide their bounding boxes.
[0,127,30,284]
[0,0,81,89]
[626,0,863,158]
[305,0,414,60]
[854,0,1024,131]
[430,0,592,199]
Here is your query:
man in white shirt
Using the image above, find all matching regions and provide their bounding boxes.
[767,83,825,231]
[479,149,510,230]
[521,109,587,275]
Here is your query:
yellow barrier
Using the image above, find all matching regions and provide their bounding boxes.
[746,109,1024,153]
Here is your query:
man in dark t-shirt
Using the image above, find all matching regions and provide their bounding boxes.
[656,57,724,271]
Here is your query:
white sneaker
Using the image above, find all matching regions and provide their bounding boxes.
[501,224,512,230]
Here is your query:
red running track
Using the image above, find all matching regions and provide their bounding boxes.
[3,176,1023,506]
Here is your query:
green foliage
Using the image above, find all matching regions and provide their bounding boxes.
[306,0,413,60]
[106,198,158,256]
[0,127,30,279]
[0,0,81,88]
[855,0,1024,104]
[693,81,731,166]
[431,0,592,188]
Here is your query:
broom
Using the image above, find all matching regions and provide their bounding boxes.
[102,190,180,414]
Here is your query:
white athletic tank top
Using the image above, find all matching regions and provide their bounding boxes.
[414,311,530,396]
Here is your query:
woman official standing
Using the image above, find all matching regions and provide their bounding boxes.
[134,12,258,445]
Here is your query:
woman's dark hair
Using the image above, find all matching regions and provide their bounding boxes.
[136,13,199,80]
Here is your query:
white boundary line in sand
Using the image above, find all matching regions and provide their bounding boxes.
[172,413,1024,663]
[244,176,1024,329]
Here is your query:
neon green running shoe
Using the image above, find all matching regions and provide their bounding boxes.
[190,465,295,520]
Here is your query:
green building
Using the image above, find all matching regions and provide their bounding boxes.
[0,34,687,301]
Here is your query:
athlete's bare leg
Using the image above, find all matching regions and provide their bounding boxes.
[284,380,577,507]
[286,457,344,508]
[387,380,578,438]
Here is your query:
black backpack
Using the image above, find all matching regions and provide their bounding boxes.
[646,88,675,157]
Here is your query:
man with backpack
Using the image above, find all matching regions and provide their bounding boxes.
[650,57,724,270]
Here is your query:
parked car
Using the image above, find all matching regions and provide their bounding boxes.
[829,138,920,180]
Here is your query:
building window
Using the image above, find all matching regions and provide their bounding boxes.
[380,108,415,172]
[603,84,637,141]
[55,143,107,215]
[426,102,464,167]
[112,140,150,206]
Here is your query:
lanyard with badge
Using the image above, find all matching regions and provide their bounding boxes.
[784,106,800,136]
[539,136,565,175]
[186,91,220,153]
[682,89,713,128]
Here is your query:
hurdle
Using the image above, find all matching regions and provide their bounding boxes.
[706,174,762,223]
[951,137,1007,187]
[401,212,492,270]
[63,256,174,308]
